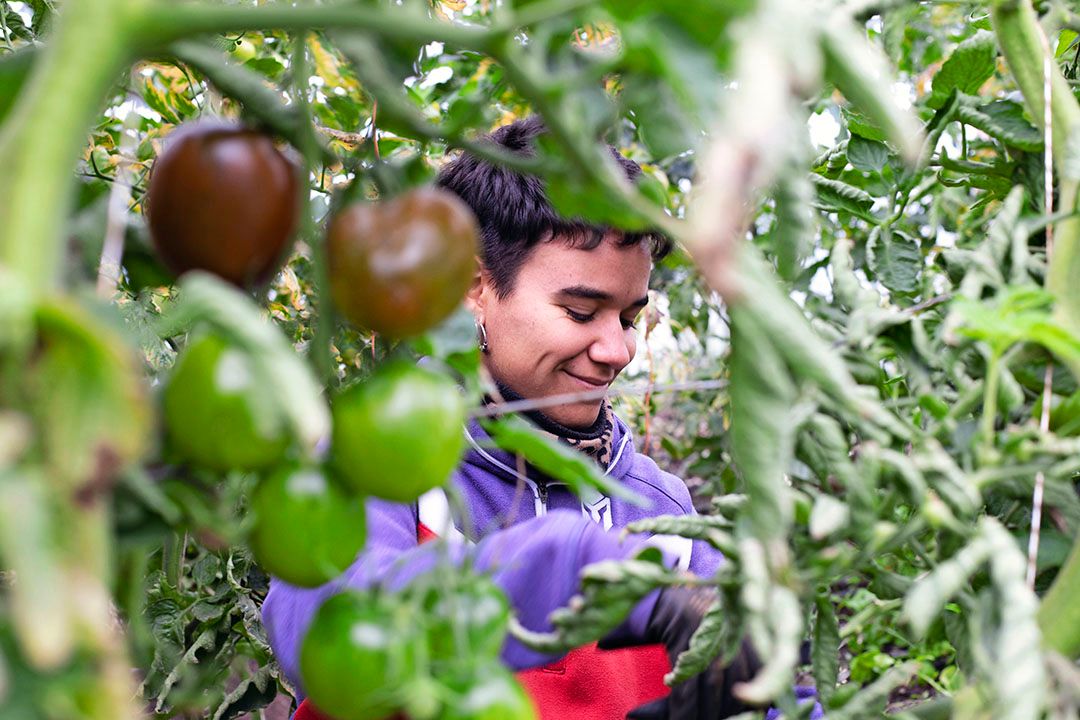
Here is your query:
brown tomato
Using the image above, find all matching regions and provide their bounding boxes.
[327,187,479,338]
[147,122,300,287]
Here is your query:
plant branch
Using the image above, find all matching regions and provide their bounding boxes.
[137,3,496,54]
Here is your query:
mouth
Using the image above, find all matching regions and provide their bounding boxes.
[562,370,612,390]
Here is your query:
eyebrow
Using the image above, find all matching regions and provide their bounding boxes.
[557,285,649,308]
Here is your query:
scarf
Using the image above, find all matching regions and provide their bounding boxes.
[487,381,616,469]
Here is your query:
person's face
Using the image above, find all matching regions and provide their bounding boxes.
[466,233,652,428]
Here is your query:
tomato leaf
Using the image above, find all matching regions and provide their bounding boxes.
[928,31,998,109]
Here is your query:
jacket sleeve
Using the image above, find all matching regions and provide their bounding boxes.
[261,503,658,692]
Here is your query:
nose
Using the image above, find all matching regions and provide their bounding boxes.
[587,315,634,370]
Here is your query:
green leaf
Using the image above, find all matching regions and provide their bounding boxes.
[626,514,736,555]
[812,596,840,703]
[957,98,1043,152]
[515,555,682,653]
[847,134,889,172]
[0,46,36,127]
[928,31,998,109]
[482,416,646,506]
[771,170,815,281]
[842,107,885,142]
[903,536,991,639]
[728,307,798,540]
[811,175,876,222]
[666,595,728,685]
[867,228,921,294]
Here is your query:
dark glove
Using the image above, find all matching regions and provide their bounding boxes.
[637,586,762,720]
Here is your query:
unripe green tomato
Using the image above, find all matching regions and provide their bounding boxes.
[249,464,365,587]
[424,576,510,663]
[230,38,257,63]
[163,334,289,471]
[331,362,465,503]
[300,591,413,720]
[441,664,536,720]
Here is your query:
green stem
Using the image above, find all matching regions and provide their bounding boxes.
[291,34,335,383]
[489,40,681,238]
[991,0,1080,335]
[135,3,494,53]
[0,0,140,300]
[981,351,1002,450]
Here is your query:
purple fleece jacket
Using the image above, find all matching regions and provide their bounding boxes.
[261,414,724,690]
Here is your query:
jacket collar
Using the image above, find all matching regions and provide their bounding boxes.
[461,412,636,486]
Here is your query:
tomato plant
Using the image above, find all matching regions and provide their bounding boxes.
[327,188,479,339]
[331,361,466,503]
[3,0,1080,719]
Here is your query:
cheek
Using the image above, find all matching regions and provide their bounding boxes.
[626,333,637,363]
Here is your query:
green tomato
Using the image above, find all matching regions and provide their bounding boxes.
[230,38,257,63]
[248,463,366,588]
[440,664,536,720]
[424,575,510,663]
[300,591,414,720]
[163,334,289,471]
[331,362,465,503]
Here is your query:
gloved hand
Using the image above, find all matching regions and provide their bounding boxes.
[629,586,762,720]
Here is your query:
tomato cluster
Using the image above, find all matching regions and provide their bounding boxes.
[300,575,534,720]
[151,123,507,718]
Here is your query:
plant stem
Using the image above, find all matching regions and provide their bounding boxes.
[136,3,494,53]
[991,0,1080,337]
[981,351,1002,450]
[0,0,139,302]
[290,33,336,384]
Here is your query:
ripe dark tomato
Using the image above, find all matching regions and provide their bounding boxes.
[424,575,510,663]
[163,334,289,471]
[326,187,479,339]
[300,591,414,720]
[440,663,536,720]
[249,463,365,588]
[331,362,465,503]
[147,122,300,287]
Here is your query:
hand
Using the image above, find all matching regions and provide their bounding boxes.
[641,586,761,720]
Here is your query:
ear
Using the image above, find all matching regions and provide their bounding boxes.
[463,258,490,318]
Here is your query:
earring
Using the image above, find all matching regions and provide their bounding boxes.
[475,320,489,353]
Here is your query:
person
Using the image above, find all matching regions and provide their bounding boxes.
[262,117,813,720]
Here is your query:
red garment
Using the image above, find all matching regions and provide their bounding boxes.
[291,521,672,720]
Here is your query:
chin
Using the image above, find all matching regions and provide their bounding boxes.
[548,401,604,430]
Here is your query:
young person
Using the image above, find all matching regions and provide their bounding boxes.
[263,118,810,720]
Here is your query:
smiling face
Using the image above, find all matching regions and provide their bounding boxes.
[466,232,652,428]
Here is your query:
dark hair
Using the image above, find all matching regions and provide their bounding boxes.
[436,116,672,298]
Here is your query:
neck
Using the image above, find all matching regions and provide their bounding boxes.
[492,380,606,440]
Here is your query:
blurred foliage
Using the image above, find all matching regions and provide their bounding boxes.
[2,0,1080,718]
